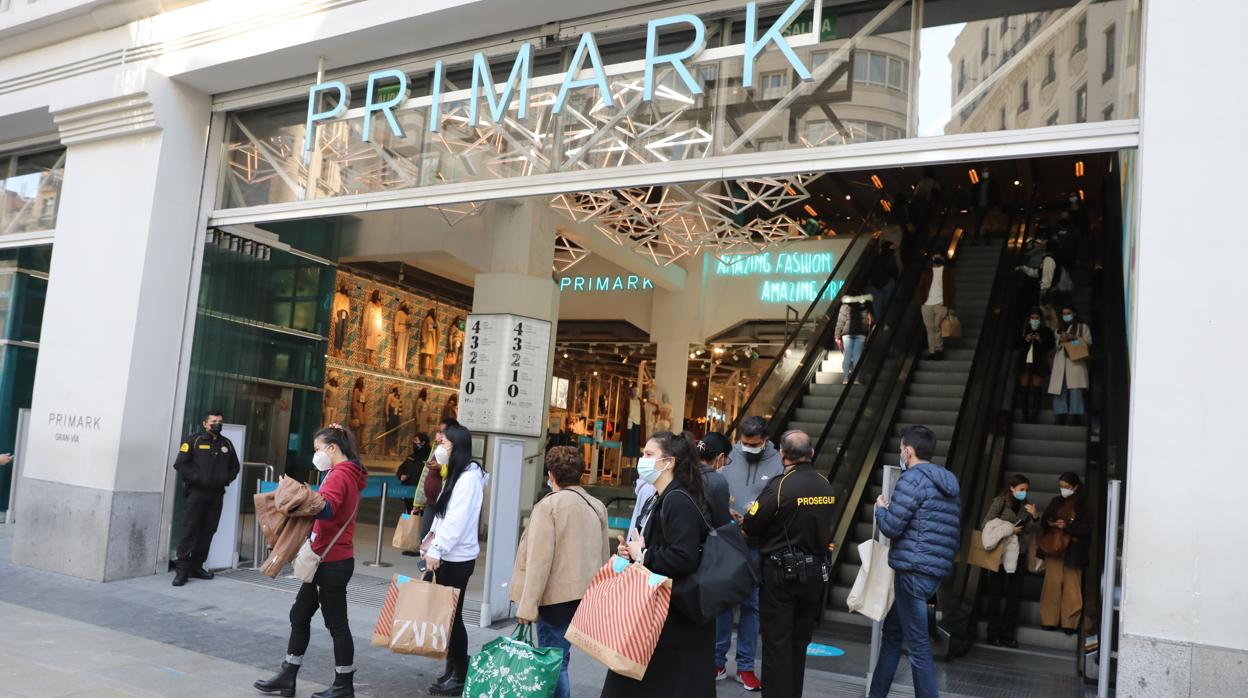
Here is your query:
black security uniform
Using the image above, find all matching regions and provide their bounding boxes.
[741,461,836,698]
[172,429,241,572]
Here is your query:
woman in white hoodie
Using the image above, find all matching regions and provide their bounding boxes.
[835,287,875,383]
[422,423,486,696]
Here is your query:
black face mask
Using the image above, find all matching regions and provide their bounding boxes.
[208,423,222,435]
[744,450,763,464]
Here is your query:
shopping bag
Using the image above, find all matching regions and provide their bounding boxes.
[566,556,672,680]
[388,575,460,658]
[967,530,1006,572]
[372,575,414,647]
[667,490,758,625]
[464,624,562,698]
[940,312,963,339]
[1026,535,1046,574]
[1064,338,1090,362]
[391,512,423,551]
[846,538,894,622]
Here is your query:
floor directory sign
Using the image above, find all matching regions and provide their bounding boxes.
[458,314,552,437]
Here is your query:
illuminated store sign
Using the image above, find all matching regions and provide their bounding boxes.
[304,0,820,149]
[559,275,656,292]
[715,251,843,303]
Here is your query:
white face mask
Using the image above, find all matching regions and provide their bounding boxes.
[312,449,333,472]
[433,445,449,465]
[637,457,670,484]
[1060,487,1075,498]
[899,448,910,470]
[741,444,764,455]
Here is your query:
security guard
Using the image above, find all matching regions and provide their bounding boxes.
[742,429,836,698]
[171,409,240,587]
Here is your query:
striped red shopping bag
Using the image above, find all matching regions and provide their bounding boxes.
[565,555,672,680]
[371,575,414,647]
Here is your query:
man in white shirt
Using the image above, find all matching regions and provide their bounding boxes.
[917,255,956,360]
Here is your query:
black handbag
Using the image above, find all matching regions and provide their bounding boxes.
[667,490,759,625]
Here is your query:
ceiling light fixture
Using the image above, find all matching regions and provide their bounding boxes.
[968,168,980,184]
[870,174,884,190]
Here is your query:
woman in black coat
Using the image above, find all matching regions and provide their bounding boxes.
[605,431,714,698]
[1019,308,1057,422]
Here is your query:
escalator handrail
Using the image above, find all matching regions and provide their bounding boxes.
[728,233,869,438]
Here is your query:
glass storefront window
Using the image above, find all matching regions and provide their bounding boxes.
[216,0,1141,211]
[1,149,65,235]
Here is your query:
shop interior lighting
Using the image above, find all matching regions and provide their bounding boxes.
[968,169,980,184]
[870,174,884,190]
[880,199,892,213]
[1013,179,1021,186]
[803,204,819,217]
[1075,160,1085,177]
[1078,189,1085,201]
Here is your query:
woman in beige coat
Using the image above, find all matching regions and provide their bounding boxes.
[1048,304,1092,426]
[510,446,609,698]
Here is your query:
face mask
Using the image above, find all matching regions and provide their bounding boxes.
[1013,490,1028,501]
[637,457,670,484]
[1029,319,1041,330]
[1060,487,1075,498]
[740,444,764,455]
[312,450,333,472]
[433,445,449,465]
[899,449,909,470]
[1062,314,1074,323]
[547,476,557,490]
[208,423,222,435]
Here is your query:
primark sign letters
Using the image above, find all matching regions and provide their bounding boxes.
[304,0,819,150]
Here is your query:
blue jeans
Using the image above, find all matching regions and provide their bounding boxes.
[716,550,760,671]
[842,335,866,377]
[1052,387,1084,415]
[868,571,942,698]
[536,604,576,698]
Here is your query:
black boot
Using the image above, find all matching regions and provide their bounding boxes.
[172,570,189,587]
[429,662,465,697]
[311,671,354,698]
[254,662,299,697]
[435,660,455,686]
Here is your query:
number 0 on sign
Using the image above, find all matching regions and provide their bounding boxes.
[457,313,552,438]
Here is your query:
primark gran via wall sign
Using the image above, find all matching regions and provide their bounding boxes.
[304,0,823,150]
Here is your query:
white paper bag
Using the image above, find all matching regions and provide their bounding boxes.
[846,539,895,622]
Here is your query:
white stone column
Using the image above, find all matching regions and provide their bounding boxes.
[470,200,560,623]
[649,259,705,430]
[12,70,211,581]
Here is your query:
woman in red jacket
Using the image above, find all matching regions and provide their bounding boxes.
[256,424,368,698]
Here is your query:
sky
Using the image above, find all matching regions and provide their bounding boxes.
[916,23,967,137]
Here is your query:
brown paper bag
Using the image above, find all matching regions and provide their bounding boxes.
[391,512,423,551]
[941,313,963,339]
[372,575,408,647]
[1064,338,1089,362]
[967,529,1005,572]
[387,576,460,659]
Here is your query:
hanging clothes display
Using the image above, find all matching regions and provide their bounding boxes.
[332,285,351,355]
[393,305,411,370]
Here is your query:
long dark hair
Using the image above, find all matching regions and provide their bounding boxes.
[999,473,1030,505]
[650,431,704,506]
[432,424,485,519]
[314,424,359,461]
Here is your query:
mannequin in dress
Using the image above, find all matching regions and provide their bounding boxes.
[440,393,459,423]
[654,392,674,432]
[350,377,368,435]
[419,308,439,377]
[443,315,465,381]
[384,386,403,456]
[322,371,341,425]
[413,388,429,433]
[362,290,385,364]
[393,303,412,371]
[331,284,351,357]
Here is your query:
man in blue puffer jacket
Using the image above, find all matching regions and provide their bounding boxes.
[869,425,961,698]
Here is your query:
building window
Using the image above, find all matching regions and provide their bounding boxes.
[1103,24,1117,82]
[1047,110,1060,126]
[1074,15,1088,55]
[756,136,784,152]
[805,119,833,145]
[999,106,1007,130]
[1076,84,1088,123]
[1044,50,1057,85]
[852,51,909,92]
[1018,79,1030,113]
[982,26,991,61]
[760,71,787,99]
[958,58,966,94]
[869,52,887,85]
[1103,104,1115,121]
[811,51,829,70]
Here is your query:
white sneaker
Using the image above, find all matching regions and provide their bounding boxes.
[715,666,728,681]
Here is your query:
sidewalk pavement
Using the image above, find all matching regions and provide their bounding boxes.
[0,524,890,698]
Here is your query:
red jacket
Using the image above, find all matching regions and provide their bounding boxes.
[423,459,444,506]
[311,460,368,563]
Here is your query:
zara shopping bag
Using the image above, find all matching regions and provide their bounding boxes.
[372,575,413,647]
[846,533,894,622]
[387,573,460,659]
[566,556,672,681]
[464,623,563,698]
[391,512,423,551]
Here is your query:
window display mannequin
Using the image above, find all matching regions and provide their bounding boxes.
[322,371,342,426]
[392,303,412,371]
[350,377,368,434]
[362,290,385,364]
[653,392,673,432]
[443,315,465,382]
[419,308,440,377]
[643,389,660,435]
[384,386,403,456]
[440,393,459,423]
[331,284,351,357]
[623,387,644,459]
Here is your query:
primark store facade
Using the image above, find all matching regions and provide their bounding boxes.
[0,0,1241,694]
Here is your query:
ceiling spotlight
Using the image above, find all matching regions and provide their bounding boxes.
[690,351,697,359]
[691,380,699,387]
[844,194,852,200]
[563,352,569,359]
[1013,179,1021,186]
[621,354,630,364]
[713,346,725,355]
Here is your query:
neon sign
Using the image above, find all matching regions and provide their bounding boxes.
[304,0,817,150]
[713,251,843,303]
[559,275,655,292]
